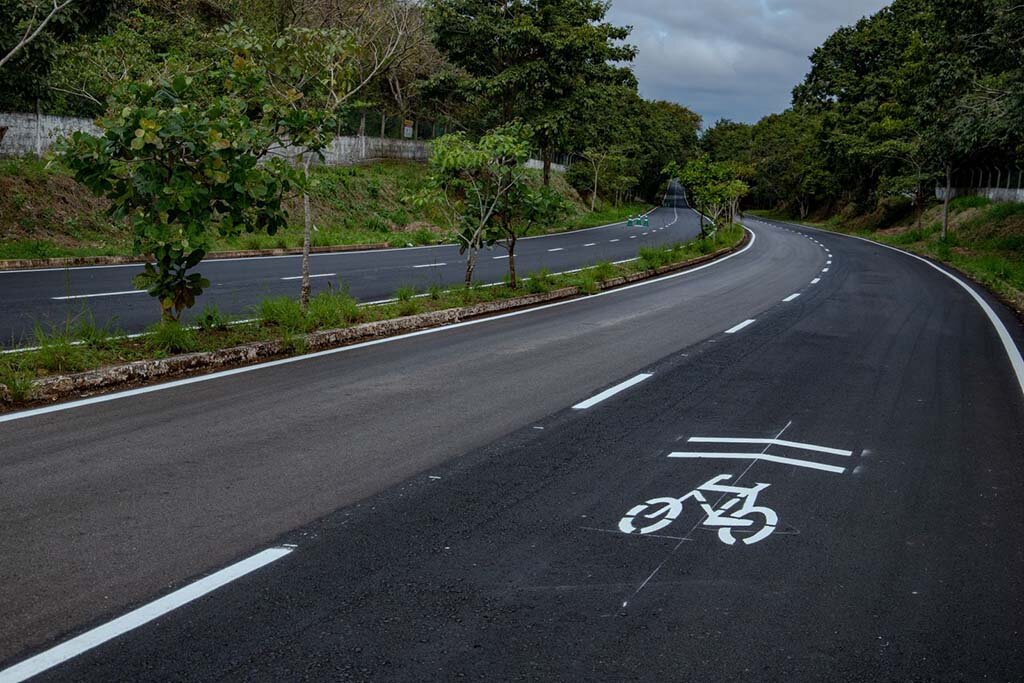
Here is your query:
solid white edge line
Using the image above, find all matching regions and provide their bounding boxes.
[572,373,653,410]
[51,290,146,301]
[687,436,853,456]
[668,452,845,474]
[0,229,757,424]
[280,273,336,281]
[0,547,293,683]
[782,293,801,302]
[724,319,756,334]
[755,216,1024,399]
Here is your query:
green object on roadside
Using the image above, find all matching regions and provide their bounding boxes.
[627,215,634,227]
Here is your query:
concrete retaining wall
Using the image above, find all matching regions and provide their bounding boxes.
[936,186,1024,203]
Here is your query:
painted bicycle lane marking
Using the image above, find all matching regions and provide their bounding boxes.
[616,430,855,547]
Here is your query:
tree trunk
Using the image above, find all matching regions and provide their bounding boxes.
[942,163,952,241]
[508,237,518,289]
[380,113,386,138]
[591,164,599,212]
[464,247,478,287]
[542,147,552,187]
[300,157,313,310]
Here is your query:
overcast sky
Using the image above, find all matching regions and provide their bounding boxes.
[606,1,891,127]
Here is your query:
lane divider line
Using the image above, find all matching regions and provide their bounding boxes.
[584,243,597,247]
[0,230,758,424]
[547,248,564,253]
[572,374,653,410]
[755,215,1024,399]
[822,268,829,272]
[783,293,801,302]
[668,451,846,474]
[492,255,509,260]
[811,278,821,284]
[51,290,146,301]
[725,319,756,334]
[413,263,447,269]
[280,273,335,281]
[0,547,294,683]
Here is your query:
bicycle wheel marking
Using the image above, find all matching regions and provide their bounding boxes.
[618,433,856,546]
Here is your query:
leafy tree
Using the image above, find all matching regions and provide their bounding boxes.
[427,0,636,185]
[423,124,555,288]
[57,48,296,321]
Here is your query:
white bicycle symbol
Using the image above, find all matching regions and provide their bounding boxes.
[618,474,778,546]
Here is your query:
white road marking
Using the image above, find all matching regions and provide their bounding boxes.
[629,235,637,239]
[0,547,293,682]
[811,278,821,284]
[782,293,801,302]
[762,215,1024,400]
[548,248,564,252]
[573,373,653,410]
[668,452,846,474]
[51,290,146,301]
[413,263,446,269]
[724,319,756,334]
[584,243,597,247]
[687,437,853,457]
[822,268,829,272]
[0,229,758,424]
[609,239,620,243]
[492,255,509,260]
[280,273,335,281]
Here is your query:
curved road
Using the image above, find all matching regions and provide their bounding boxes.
[0,189,702,345]
[1,215,1023,680]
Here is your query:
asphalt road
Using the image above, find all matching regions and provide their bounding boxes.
[0,188,701,345]
[1,215,1023,680]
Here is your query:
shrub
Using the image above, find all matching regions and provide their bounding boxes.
[195,304,230,332]
[638,246,671,270]
[427,283,445,300]
[950,195,992,211]
[259,296,308,333]
[146,321,199,355]
[29,326,94,373]
[307,290,362,329]
[0,359,35,403]
[525,269,553,294]
[395,285,417,302]
[73,312,123,351]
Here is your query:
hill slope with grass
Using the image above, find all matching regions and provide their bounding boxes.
[0,158,647,261]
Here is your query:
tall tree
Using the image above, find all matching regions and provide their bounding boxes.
[427,0,636,185]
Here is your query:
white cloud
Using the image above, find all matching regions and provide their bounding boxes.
[606,0,890,126]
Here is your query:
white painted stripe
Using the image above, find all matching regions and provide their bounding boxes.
[0,229,757,424]
[782,293,801,302]
[811,278,821,284]
[572,373,653,410]
[761,216,1024,400]
[668,452,845,475]
[548,248,564,252]
[584,243,597,247]
[492,255,509,260]
[413,263,446,269]
[51,290,145,301]
[724,319,755,334]
[629,235,637,239]
[822,268,829,272]
[687,437,853,456]
[280,273,335,281]
[0,547,293,682]
[609,239,620,243]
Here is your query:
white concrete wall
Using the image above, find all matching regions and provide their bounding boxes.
[0,112,566,172]
[936,186,1024,203]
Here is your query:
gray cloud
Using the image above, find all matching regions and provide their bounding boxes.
[606,0,890,127]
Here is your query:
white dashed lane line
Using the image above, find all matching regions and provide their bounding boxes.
[280,273,336,281]
[413,263,447,269]
[572,373,653,410]
[812,278,821,284]
[548,248,564,253]
[783,293,801,302]
[724,319,756,334]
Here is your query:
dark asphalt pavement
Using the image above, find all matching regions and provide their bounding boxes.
[0,190,701,345]
[2,215,1023,680]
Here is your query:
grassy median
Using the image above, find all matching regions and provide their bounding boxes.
[0,224,744,403]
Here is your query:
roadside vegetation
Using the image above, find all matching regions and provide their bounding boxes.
[0,224,744,404]
[0,156,648,260]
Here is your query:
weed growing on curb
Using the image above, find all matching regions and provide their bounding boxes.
[146,321,199,355]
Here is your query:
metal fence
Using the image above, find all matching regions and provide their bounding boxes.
[937,165,1024,203]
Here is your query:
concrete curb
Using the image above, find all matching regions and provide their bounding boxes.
[1,233,748,405]
[0,243,392,271]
